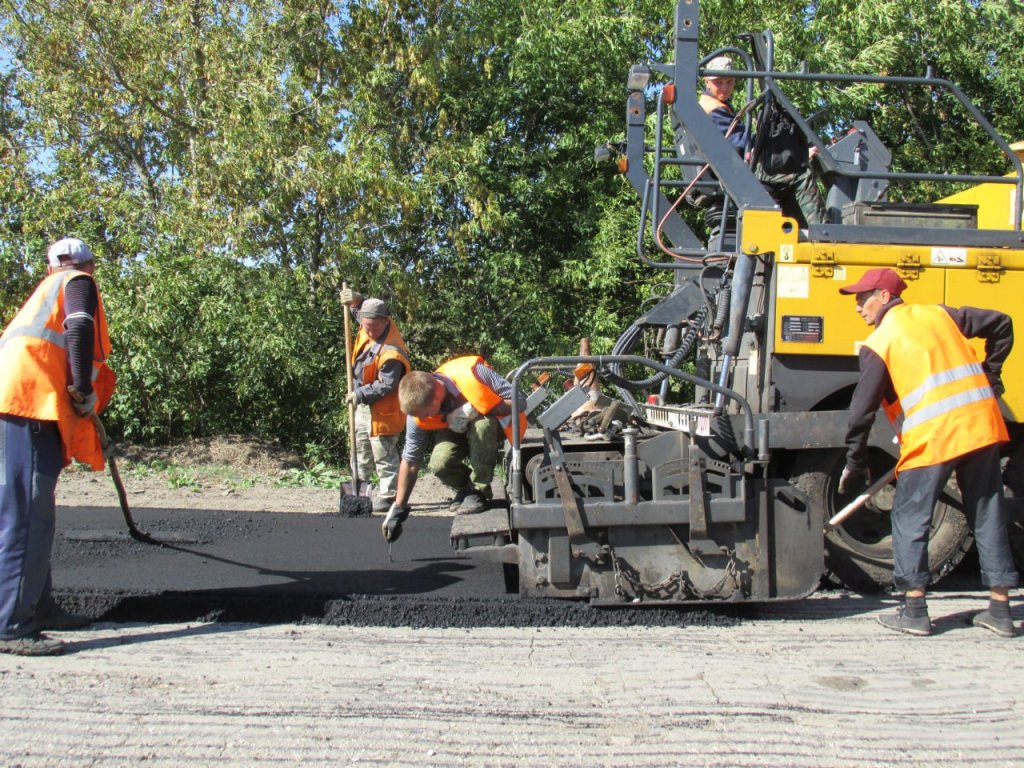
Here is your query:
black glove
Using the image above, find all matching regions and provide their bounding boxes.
[382,503,410,543]
[837,466,870,496]
[988,373,1005,398]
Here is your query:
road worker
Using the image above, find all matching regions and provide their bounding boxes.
[381,356,525,543]
[839,267,1018,637]
[339,289,410,514]
[0,238,115,656]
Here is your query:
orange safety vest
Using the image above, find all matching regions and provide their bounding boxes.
[0,271,115,470]
[351,320,410,437]
[863,303,1007,473]
[413,355,526,443]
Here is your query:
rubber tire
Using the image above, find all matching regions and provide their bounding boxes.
[791,449,973,593]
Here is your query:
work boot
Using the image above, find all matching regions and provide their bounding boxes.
[973,610,1015,638]
[0,632,66,657]
[37,607,92,631]
[448,488,469,512]
[878,605,932,636]
[456,487,492,515]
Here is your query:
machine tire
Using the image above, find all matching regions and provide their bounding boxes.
[791,449,973,592]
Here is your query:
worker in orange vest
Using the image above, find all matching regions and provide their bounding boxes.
[839,268,1018,637]
[381,356,525,543]
[0,238,116,656]
[339,289,410,513]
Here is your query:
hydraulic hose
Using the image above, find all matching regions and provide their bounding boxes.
[603,303,709,391]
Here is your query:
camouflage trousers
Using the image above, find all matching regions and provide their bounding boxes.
[427,416,499,495]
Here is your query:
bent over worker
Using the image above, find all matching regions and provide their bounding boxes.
[381,355,526,543]
[839,268,1018,637]
[340,289,410,513]
[0,238,116,656]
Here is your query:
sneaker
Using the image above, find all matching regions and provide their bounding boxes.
[37,607,92,631]
[0,632,66,657]
[878,606,932,636]
[372,496,395,514]
[972,610,1015,638]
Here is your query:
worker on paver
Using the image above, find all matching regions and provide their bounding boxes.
[839,267,1019,637]
[0,238,115,656]
[339,289,410,514]
[694,55,825,241]
[381,356,526,543]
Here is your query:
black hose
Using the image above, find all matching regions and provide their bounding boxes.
[603,303,710,391]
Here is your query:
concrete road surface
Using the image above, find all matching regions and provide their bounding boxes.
[2,589,1021,768]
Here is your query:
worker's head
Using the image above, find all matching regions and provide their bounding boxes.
[357,297,391,340]
[839,268,907,326]
[46,237,94,276]
[399,371,446,418]
[704,55,735,101]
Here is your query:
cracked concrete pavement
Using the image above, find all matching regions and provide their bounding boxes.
[2,589,1021,767]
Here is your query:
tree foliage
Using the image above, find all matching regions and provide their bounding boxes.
[1,0,1022,455]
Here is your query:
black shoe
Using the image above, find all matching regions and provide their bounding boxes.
[457,491,487,514]
[972,610,1015,638]
[0,632,66,656]
[878,606,932,636]
[37,607,92,632]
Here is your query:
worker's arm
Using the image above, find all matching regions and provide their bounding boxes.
[393,457,420,507]
[64,274,98,396]
[944,305,1013,393]
[845,346,892,473]
[353,358,405,405]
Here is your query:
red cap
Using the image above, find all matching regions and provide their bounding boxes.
[838,268,907,297]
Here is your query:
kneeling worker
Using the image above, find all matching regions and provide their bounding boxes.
[381,355,526,543]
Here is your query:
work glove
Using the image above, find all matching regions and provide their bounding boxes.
[345,391,358,406]
[382,503,410,543]
[837,466,870,496]
[339,287,364,307]
[445,402,479,433]
[70,390,98,418]
[988,373,1005,398]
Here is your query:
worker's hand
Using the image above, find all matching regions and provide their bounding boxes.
[345,391,358,406]
[988,373,1005,398]
[837,466,870,495]
[70,390,97,417]
[445,402,479,433]
[382,503,410,543]
[339,287,364,307]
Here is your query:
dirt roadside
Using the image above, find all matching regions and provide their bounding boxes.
[55,434,457,515]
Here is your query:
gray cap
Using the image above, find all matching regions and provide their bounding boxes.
[47,237,94,267]
[359,298,390,319]
[705,55,734,80]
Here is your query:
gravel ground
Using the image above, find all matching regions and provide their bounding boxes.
[2,591,1021,768]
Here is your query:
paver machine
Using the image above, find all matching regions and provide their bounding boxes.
[451,0,1024,603]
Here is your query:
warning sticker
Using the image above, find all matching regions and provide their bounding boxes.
[931,247,967,266]
[777,264,810,298]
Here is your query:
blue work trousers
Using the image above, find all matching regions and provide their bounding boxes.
[892,443,1019,591]
[0,414,62,640]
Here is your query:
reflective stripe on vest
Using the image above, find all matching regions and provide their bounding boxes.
[863,303,1006,472]
[0,271,114,470]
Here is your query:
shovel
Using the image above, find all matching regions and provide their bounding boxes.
[67,386,159,545]
[339,284,373,517]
